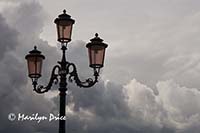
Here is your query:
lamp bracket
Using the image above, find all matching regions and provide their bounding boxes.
[33,65,60,94]
[67,63,99,88]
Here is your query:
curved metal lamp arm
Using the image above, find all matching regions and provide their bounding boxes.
[33,65,60,94]
[68,63,99,88]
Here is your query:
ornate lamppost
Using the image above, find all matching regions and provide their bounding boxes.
[25,10,108,133]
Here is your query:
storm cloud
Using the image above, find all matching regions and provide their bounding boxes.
[0,0,200,133]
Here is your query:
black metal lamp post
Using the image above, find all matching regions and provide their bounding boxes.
[25,10,108,133]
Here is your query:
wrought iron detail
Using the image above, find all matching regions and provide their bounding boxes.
[33,65,60,93]
[31,46,100,93]
[67,63,99,88]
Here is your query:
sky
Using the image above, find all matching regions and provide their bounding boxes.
[1,0,200,133]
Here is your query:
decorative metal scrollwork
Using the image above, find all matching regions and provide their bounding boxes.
[68,63,99,88]
[33,65,60,94]
[31,61,100,93]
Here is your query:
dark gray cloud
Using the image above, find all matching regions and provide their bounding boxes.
[0,1,58,133]
[0,15,18,59]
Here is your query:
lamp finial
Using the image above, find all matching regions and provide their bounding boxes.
[95,33,98,37]
[34,46,37,50]
[63,9,66,14]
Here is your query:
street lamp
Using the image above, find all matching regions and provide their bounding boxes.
[25,10,108,133]
[54,9,75,43]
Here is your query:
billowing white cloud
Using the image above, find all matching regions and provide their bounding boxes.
[124,79,200,132]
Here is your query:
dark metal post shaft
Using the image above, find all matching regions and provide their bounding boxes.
[59,91,66,133]
[59,45,68,133]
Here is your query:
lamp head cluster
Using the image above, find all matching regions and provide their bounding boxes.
[25,10,108,83]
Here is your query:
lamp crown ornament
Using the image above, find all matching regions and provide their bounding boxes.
[90,33,104,42]
[63,9,66,14]
[28,46,41,54]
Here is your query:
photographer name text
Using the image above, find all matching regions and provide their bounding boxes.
[8,113,66,123]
